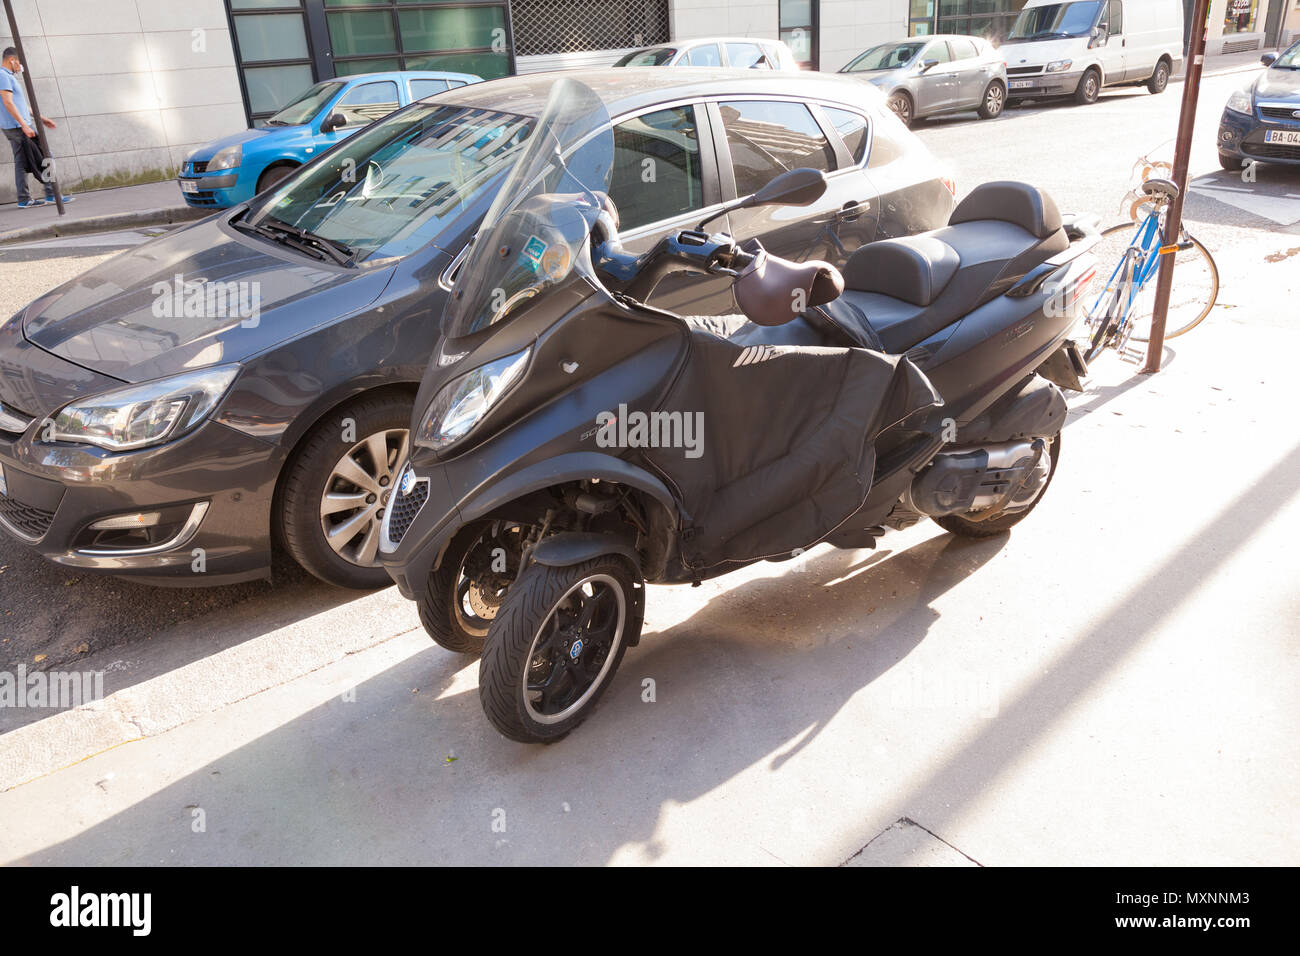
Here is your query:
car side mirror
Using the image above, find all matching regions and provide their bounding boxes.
[321,112,347,133]
[1090,26,1108,48]
[743,167,828,209]
[1261,52,1277,67]
[919,58,940,73]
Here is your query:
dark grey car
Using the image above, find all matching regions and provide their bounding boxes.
[841,35,1009,128]
[0,68,954,589]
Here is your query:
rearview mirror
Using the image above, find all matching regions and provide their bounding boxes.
[321,112,347,133]
[1261,52,1277,67]
[743,167,828,209]
[920,58,940,73]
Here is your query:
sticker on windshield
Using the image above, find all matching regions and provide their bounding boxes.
[520,235,548,272]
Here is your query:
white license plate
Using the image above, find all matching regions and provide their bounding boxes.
[1010,79,1034,89]
[0,462,7,498]
[1264,129,1300,146]
[180,179,199,194]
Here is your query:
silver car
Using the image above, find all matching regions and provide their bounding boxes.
[614,37,801,72]
[840,35,1009,128]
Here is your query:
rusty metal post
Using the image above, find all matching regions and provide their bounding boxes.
[2,0,63,214]
[1142,0,1212,373]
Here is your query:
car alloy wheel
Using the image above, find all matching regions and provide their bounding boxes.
[888,92,914,127]
[319,428,409,568]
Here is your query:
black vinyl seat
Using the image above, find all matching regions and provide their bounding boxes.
[809,182,1070,354]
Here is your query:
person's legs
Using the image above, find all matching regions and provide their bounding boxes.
[3,128,33,204]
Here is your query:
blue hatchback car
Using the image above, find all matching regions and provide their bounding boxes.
[178,71,480,208]
[1218,41,1300,171]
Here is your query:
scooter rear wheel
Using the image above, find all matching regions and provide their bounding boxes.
[933,432,1061,538]
[479,555,643,743]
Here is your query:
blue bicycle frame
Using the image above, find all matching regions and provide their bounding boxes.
[1088,211,1164,331]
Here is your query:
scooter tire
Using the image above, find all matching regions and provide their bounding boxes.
[417,522,496,655]
[479,555,643,743]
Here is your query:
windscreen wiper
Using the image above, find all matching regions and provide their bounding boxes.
[235,215,355,266]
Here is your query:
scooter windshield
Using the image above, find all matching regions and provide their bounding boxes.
[441,78,614,339]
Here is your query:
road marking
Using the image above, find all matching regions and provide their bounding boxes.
[1191,181,1300,226]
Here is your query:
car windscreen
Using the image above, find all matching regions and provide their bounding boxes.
[843,42,924,72]
[616,47,676,66]
[1006,1,1102,40]
[1274,42,1300,69]
[250,103,533,262]
[266,81,344,126]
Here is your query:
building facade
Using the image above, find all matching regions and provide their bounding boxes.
[4,0,1298,202]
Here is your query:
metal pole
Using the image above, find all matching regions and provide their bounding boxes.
[2,0,63,214]
[1142,0,1211,373]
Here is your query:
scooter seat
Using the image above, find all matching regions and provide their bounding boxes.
[816,181,1069,354]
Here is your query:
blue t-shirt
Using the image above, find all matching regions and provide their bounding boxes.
[0,68,32,130]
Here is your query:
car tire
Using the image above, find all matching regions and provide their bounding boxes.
[978,80,1006,119]
[887,91,915,128]
[278,392,411,589]
[256,163,296,194]
[1219,151,1243,172]
[1074,68,1101,105]
[1147,59,1170,95]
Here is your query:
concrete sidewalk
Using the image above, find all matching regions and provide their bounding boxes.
[0,180,204,246]
[1175,48,1272,80]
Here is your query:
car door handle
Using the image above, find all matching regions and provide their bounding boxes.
[838,201,867,222]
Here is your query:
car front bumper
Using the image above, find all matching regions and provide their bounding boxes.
[1004,70,1083,98]
[1218,107,1300,166]
[177,168,253,209]
[0,417,280,586]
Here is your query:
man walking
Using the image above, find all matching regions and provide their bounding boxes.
[2,47,73,208]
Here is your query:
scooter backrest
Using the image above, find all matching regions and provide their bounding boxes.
[949,181,1063,241]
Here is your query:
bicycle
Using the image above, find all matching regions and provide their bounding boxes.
[1081,177,1219,363]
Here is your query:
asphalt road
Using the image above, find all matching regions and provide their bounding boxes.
[0,67,1296,674]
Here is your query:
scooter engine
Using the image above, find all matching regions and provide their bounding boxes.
[906,441,1052,518]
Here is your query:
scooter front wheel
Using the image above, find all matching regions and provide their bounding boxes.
[479,555,643,743]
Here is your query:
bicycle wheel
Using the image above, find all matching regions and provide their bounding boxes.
[1096,222,1219,342]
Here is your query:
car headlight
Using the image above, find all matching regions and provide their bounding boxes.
[414,348,531,451]
[1046,59,1073,73]
[1225,89,1253,115]
[207,145,242,171]
[46,365,240,451]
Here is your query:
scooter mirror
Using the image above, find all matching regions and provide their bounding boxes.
[742,167,828,209]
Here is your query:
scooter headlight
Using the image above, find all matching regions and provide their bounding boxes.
[414,347,531,451]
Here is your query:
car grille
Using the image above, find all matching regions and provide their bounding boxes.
[1246,142,1300,160]
[1006,66,1042,75]
[0,400,34,438]
[0,492,55,539]
[184,191,222,207]
[1260,106,1300,121]
[387,479,429,545]
[184,160,210,175]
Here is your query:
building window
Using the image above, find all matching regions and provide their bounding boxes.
[228,0,315,120]
[915,0,1029,43]
[225,0,512,124]
[1223,0,1260,34]
[779,0,818,69]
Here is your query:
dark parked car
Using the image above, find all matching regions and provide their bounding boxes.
[0,68,954,589]
[1218,41,1300,171]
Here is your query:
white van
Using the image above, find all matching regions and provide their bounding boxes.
[997,0,1184,105]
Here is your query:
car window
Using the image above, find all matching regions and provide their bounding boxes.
[924,41,953,65]
[822,107,870,164]
[608,106,704,231]
[333,80,400,127]
[1105,0,1123,34]
[616,47,677,66]
[409,78,450,99]
[726,42,769,69]
[950,38,979,60]
[268,81,344,126]
[686,43,722,66]
[719,100,836,196]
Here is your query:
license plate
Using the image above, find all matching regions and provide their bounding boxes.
[1010,79,1034,89]
[0,462,7,498]
[180,179,198,194]
[1264,129,1300,146]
